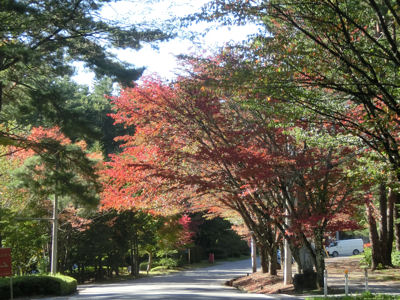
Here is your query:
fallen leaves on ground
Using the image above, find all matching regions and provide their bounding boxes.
[226,271,294,294]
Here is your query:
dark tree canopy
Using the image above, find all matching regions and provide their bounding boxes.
[0,0,169,147]
[0,0,168,88]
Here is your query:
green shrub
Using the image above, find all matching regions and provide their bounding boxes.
[360,247,372,268]
[56,274,77,295]
[158,257,178,269]
[37,256,50,274]
[360,248,400,268]
[140,261,149,271]
[140,258,179,272]
[392,251,400,266]
[0,274,77,300]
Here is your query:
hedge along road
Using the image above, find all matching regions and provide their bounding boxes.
[37,258,302,300]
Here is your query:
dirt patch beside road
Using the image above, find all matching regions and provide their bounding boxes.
[228,257,400,295]
[326,257,400,281]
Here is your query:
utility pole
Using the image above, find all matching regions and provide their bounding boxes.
[50,193,58,275]
[284,236,292,284]
[284,200,292,285]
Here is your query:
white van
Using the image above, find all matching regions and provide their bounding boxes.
[326,239,364,257]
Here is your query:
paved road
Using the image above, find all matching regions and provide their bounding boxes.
[36,259,301,300]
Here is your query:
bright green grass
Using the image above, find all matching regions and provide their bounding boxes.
[307,292,400,300]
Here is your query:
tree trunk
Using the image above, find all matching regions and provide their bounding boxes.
[387,189,395,265]
[268,245,278,276]
[115,264,119,276]
[259,244,269,273]
[298,244,314,273]
[367,201,382,270]
[379,183,389,264]
[313,229,326,289]
[134,236,139,276]
[146,251,153,274]
[394,192,400,251]
[130,241,135,276]
[366,184,395,269]
[291,246,302,273]
[62,241,69,273]
[0,83,2,112]
[97,258,104,280]
[251,235,257,273]
[107,263,111,277]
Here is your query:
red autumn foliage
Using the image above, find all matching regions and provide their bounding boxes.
[177,214,195,247]
[102,73,360,244]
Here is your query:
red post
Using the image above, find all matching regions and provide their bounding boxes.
[208,253,215,264]
[0,248,13,299]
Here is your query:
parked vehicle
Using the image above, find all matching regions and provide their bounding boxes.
[325,239,364,257]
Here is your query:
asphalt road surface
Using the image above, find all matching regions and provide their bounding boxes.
[37,258,301,300]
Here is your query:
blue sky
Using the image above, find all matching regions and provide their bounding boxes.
[72,0,259,86]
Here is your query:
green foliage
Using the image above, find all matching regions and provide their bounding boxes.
[307,292,400,300]
[13,149,100,208]
[194,215,249,260]
[0,274,77,300]
[361,248,400,268]
[0,149,51,274]
[158,220,183,255]
[148,266,171,273]
[1,217,49,275]
[37,256,50,274]
[60,209,162,281]
[10,77,131,156]
[157,257,179,269]
[392,251,400,267]
[74,77,133,156]
[360,247,372,268]
[139,261,149,271]
[0,0,168,91]
[0,146,28,210]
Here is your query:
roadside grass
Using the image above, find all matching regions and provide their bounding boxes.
[306,292,400,299]
[367,268,400,281]
[325,256,400,281]
[145,262,208,276]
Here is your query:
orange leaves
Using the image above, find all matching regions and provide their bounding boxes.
[110,77,175,129]
[30,126,71,144]
[13,126,91,160]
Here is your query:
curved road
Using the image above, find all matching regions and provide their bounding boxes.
[38,259,300,300]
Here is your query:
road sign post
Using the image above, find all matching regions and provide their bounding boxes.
[0,248,12,276]
[0,248,13,299]
[344,269,349,296]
